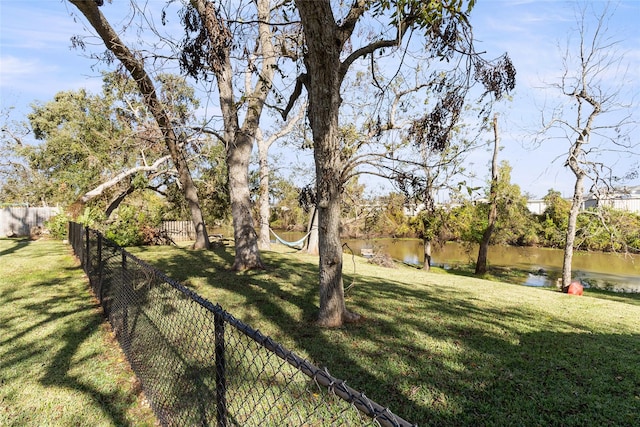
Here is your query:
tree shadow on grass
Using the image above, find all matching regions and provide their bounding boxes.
[130,245,640,426]
[0,237,31,257]
[0,267,151,426]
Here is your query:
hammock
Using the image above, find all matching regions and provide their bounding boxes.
[269,228,312,249]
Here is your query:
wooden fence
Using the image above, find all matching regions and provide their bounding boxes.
[0,206,60,237]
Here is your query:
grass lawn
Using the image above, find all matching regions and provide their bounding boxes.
[2,237,639,426]
[127,242,640,426]
[0,238,157,427]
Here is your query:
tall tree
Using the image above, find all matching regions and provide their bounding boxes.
[255,106,306,250]
[19,85,163,210]
[475,114,500,275]
[287,0,515,326]
[68,0,211,249]
[179,0,297,269]
[536,2,638,289]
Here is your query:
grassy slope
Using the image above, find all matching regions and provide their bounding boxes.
[128,243,640,426]
[0,239,156,427]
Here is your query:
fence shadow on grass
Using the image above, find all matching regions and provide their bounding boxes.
[135,242,640,426]
[70,223,415,426]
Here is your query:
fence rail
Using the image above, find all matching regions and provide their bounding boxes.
[68,222,415,427]
[160,220,195,241]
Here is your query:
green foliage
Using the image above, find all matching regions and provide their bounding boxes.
[104,205,150,247]
[2,71,205,214]
[575,207,640,252]
[362,193,411,237]
[44,213,71,240]
[537,189,570,247]
[410,205,449,242]
[487,162,538,246]
[25,89,117,205]
[77,206,107,229]
[269,179,307,230]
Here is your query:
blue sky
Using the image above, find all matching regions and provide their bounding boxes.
[1,0,639,199]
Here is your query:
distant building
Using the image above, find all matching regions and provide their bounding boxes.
[583,185,640,214]
[403,186,640,217]
[526,199,547,215]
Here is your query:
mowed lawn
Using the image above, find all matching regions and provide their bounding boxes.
[129,242,640,426]
[0,238,156,426]
[2,237,639,426]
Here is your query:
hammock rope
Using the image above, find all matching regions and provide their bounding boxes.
[269,228,312,249]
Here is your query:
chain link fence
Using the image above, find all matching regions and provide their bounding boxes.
[68,222,415,427]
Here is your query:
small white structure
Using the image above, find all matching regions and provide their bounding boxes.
[583,186,640,214]
[526,199,547,215]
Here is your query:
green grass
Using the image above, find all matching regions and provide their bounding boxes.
[127,242,640,426]
[2,238,639,426]
[0,238,157,427]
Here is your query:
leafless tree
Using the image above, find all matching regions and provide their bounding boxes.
[536,1,638,289]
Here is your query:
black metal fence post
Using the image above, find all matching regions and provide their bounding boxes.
[84,225,90,272]
[96,233,103,300]
[214,310,227,427]
[121,250,129,335]
[67,222,416,427]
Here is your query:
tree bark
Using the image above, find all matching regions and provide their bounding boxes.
[562,174,585,288]
[190,0,285,269]
[78,155,171,204]
[257,129,271,250]
[296,0,361,327]
[105,186,135,219]
[476,114,500,275]
[69,0,210,249]
[423,239,432,271]
[228,128,264,270]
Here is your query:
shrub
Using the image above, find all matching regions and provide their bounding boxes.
[45,213,71,239]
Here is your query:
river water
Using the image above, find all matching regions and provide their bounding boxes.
[274,231,640,293]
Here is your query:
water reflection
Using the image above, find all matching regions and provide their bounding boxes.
[270,232,639,293]
[342,238,639,293]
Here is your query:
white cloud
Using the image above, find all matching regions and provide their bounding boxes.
[0,56,57,81]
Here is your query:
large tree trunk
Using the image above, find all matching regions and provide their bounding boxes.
[476,114,500,275]
[297,1,359,327]
[190,0,274,269]
[69,0,210,249]
[228,130,264,270]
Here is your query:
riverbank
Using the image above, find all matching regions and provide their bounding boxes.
[129,242,640,426]
[338,237,640,293]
